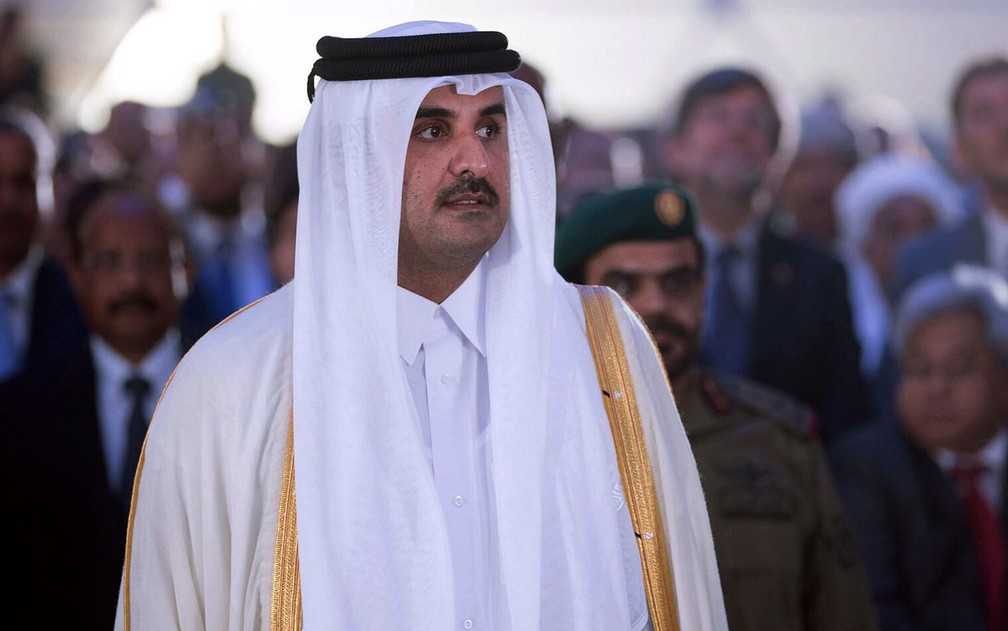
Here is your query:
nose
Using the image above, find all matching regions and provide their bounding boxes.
[448,133,490,179]
[116,257,146,288]
[632,278,666,318]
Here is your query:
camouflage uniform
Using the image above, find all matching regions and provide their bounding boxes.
[675,367,878,631]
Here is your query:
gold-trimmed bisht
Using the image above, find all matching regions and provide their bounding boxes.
[578,284,682,631]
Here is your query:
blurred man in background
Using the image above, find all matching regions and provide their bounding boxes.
[0,107,84,381]
[894,56,1008,298]
[1,183,191,629]
[557,182,878,631]
[662,67,871,443]
[832,266,1008,631]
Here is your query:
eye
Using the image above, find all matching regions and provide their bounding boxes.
[601,272,638,299]
[662,268,700,297]
[415,124,445,140]
[476,122,501,139]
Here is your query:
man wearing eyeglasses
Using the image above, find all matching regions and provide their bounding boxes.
[0,183,192,630]
[556,183,878,631]
[832,266,1008,631]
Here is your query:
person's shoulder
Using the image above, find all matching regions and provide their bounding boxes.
[166,284,292,399]
[830,418,903,461]
[184,283,292,362]
[707,371,817,441]
[760,228,848,287]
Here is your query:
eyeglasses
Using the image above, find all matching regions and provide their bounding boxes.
[693,105,777,135]
[901,354,986,383]
[80,251,178,277]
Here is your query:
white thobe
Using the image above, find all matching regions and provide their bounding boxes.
[397,263,494,629]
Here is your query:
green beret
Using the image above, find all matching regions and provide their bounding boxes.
[554,182,699,281]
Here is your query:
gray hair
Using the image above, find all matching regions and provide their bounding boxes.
[893,265,1008,365]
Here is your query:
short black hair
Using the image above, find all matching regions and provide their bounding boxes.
[64,178,187,263]
[671,67,782,151]
[950,55,1008,126]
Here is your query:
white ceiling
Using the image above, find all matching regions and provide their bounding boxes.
[14,0,1008,144]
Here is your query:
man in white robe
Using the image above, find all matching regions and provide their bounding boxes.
[117,21,727,631]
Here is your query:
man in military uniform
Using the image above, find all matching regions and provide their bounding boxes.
[556,183,878,631]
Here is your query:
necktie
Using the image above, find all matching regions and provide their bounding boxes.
[0,288,19,381]
[953,459,1006,631]
[206,235,237,323]
[121,375,152,516]
[701,245,750,375]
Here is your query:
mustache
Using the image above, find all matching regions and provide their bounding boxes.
[434,176,500,207]
[643,314,692,343]
[107,293,158,315]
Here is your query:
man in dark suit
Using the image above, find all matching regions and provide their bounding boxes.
[831,266,1008,630]
[0,184,192,629]
[661,67,870,443]
[0,109,86,381]
[892,56,1008,301]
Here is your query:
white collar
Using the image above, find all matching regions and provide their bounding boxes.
[698,219,760,258]
[0,245,44,300]
[935,427,1008,473]
[396,259,487,365]
[90,328,182,385]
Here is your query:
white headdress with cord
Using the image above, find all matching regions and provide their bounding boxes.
[293,20,724,630]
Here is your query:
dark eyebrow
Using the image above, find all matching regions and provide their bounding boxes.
[413,102,507,120]
[480,103,506,118]
[415,107,453,120]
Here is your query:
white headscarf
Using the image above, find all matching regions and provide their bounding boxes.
[835,154,963,255]
[292,20,723,630]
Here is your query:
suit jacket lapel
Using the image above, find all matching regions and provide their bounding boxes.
[952,210,988,268]
[903,430,978,597]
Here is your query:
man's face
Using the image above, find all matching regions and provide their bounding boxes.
[71,195,189,361]
[898,311,1008,453]
[665,85,778,199]
[955,71,1008,197]
[777,149,855,246]
[583,239,706,380]
[0,130,38,275]
[176,114,247,218]
[862,195,938,290]
[269,197,297,286]
[400,85,510,275]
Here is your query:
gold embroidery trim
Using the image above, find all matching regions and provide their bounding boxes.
[270,408,302,630]
[578,285,681,631]
[121,295,274,630]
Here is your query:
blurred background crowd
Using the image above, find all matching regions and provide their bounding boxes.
[3,0,1008,629]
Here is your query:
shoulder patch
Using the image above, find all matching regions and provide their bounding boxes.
[710,372,815,438]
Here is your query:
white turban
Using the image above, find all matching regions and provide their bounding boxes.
[835,154,963,254]
[292,20,724,631]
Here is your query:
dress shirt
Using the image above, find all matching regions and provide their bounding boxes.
[936,428,1008,513]
[983,206,1008,278]
[698,220,761,313]
[91,330,182,494]
[398,262,493,630]
[187,211,275,310]
[0,245,44,358]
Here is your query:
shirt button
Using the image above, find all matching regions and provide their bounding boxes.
[441,374,455,385]
[453,495,465,507]
[462,619,474,629]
